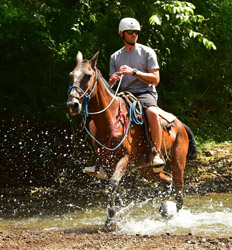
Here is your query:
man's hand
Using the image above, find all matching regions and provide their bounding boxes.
[119,65,134,75]
[109,72,122,82]
[109,65,133,85]
[109,71,123,86]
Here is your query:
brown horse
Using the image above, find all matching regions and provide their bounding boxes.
[66,51,197,231]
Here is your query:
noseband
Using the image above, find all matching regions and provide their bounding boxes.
[67,70,98,115]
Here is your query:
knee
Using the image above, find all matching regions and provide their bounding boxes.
[146,107,158,115]
[146,107,159,121]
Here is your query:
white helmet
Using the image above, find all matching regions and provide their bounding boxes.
[118,18,141,34]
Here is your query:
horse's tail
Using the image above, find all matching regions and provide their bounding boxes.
[183,123,198,160]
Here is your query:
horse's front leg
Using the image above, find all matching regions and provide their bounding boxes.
[104,154,129,232]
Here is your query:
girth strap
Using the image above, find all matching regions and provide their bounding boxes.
[107,98,127,147]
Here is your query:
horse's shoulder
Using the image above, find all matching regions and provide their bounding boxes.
[89,120,96,137]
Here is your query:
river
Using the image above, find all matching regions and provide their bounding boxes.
[0,192,231,237]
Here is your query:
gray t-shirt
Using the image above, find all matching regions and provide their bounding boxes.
[109,43,159,99]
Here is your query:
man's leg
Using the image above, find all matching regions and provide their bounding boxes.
[146,106,164,166]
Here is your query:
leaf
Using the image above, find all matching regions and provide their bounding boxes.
[150,14,162,26]
[189,30,202,38]
[166,47,171,54]
[203,38,208,46]
[189,30,193,38]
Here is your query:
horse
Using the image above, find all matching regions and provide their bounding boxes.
[66,51,198,231]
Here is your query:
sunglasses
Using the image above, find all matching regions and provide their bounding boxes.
[125,30,139,35]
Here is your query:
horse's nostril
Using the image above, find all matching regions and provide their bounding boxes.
[73,102,79,109]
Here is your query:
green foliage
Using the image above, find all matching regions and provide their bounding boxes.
[149,0,216,68]
[150,1,210,39]
[0,0,231,143]
[0,0,231,189]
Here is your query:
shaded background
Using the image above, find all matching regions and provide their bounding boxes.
[0,0,231,189]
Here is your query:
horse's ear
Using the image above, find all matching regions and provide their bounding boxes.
[91,51,99,70]
[76,51,83,64]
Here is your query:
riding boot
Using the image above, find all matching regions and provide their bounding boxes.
[150,146,165,172]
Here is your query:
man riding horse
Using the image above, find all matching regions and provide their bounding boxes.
[109,17,164,169]
[67,32,197,229]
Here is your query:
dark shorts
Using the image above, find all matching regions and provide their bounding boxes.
[132,92,158,109]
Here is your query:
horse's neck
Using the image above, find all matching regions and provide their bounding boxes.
[89,73,118,127]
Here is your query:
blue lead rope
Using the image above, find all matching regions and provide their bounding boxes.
[82,100,143,151]
[83,73,98,116]
[68,70,143,151]
[82,105,131,151]
[84,96,90,116]
[130,101,144,125]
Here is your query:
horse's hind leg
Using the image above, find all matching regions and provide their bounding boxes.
[171,150,187,211]
[172,163,185,211]
[104,154,129,232]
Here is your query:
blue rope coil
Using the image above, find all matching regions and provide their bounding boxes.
[130,101,144,125]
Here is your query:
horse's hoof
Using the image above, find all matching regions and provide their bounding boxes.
[159,200,177,220]
[104,221,117,232]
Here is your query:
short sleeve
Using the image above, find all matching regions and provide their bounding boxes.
[109,55,116,76]
[146,48,159,71]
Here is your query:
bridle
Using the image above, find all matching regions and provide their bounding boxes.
[67,70,98,115]
[67,69,143,151]
[67,69,123,116]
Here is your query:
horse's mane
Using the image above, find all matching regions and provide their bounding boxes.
[80,60,115,95]
[99,70,115,95]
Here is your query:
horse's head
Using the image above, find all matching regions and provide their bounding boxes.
[66,51,99,116]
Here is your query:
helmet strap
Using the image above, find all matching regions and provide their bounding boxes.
[122,33,135,46]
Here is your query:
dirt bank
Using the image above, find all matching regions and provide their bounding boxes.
[185,144,232,194]
[0,230,232,250]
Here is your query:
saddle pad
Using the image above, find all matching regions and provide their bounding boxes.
[158,107,176,123]
[118,91,176,123]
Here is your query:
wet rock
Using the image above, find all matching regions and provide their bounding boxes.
[204,150,216,157]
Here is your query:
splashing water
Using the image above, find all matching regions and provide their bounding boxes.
[117,194,232,237]
[0,194,231,237]
[117,204,232,237]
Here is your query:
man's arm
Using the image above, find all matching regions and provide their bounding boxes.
[111,65,160,86]
[135,69,160,86]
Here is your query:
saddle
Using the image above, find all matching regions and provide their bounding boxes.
[118,91,176,162]
[118,91,176,125]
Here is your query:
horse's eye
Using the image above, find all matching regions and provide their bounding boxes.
[86,74,92,80]
[82,74,92,83]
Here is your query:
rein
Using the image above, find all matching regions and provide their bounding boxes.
[68,70,143,151]
[82,104,133,151]
[88,73,123,115]
[68,70,123,116]
[82,98,143,151]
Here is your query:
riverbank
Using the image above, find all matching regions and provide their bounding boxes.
[185,144,232,193]
[0,230,231,250]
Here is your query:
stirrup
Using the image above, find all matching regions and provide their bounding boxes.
[83,166,108,180]
[151,153,165,173]
[153,165,165,173]
[96,166,108,180]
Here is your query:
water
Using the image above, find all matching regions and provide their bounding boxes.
[0,193,231,237]
[117,194,232,237]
